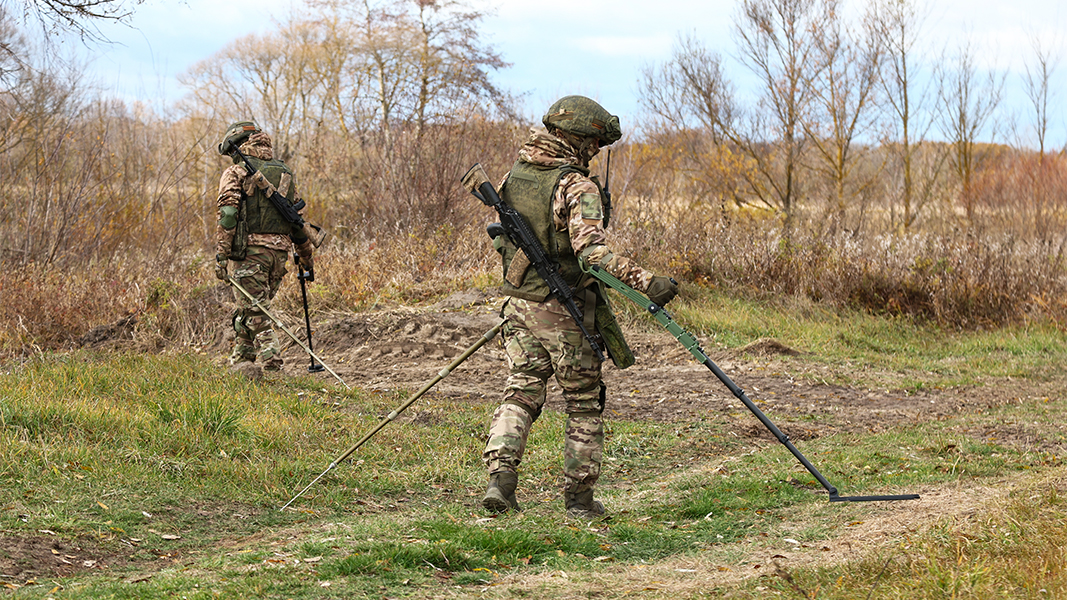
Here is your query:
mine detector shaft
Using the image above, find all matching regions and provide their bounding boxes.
[228,276,349,390]
[584,265,921,503]
[281,320,504,510]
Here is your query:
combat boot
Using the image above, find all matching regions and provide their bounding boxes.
[229,360,262,381]
[482,471,520,513]
[262,357,284,372]
[565,489,605,519]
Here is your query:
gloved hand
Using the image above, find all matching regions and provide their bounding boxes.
[646,276,678,306]
[215,253,228,282]
[297,252,314,272]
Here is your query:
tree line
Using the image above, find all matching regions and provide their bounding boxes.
[1,0,1066,337]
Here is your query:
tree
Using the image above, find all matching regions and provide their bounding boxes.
[1021,33,1058,158]
[731,0,829,226]
[873,0,943,231]
[935,39,1005,221]
[803,0,883,233]
[3,0,142,40]
[638,34,750,214]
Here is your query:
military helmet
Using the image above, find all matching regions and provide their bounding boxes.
[218,121,261,155]
[541,95,622,147]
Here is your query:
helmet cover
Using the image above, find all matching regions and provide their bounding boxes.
[218,121,261,155]
[541,96,622,147]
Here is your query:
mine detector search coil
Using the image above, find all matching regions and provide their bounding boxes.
[585,265,921,504]
[280,320,505,511]
[461,163,605,363]
[227,275,349,389]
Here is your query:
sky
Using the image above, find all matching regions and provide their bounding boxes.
[53,0,1067,147]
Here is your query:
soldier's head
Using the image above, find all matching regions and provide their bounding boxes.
[542,96,622,163]
[217,121,262,158]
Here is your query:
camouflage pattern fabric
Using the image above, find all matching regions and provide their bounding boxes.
[483,125,662,505]
[507,127,654,293]
[215,132,305,258]
[214,130,309,370]
[228,245,288,369]
[482,297,605,493]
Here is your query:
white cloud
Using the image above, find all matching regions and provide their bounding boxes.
[574,35,675,59]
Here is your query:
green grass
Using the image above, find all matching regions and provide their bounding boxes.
[1,295,1066,598]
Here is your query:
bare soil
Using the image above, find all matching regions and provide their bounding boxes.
[278,290,1051,448]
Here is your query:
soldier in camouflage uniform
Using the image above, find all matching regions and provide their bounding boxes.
[482,96,679,518]
[213,122,314,376]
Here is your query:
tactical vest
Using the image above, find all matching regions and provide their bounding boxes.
[242,156,299,235]
[495,161,593,301]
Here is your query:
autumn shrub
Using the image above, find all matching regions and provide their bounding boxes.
[610,205,1067,328]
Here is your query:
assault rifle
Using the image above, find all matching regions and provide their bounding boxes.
[222,140,328,249]
[461,164,605,363]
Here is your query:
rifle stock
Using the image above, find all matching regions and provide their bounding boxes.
[462,163,605,363]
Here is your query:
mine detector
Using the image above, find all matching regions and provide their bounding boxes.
[279,164,920,510]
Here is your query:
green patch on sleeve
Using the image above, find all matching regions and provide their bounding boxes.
[580,192,604,220]
[218,205,239,230]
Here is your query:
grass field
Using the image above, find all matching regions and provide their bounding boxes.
[1,293,1066,599]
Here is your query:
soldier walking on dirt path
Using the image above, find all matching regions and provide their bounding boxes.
[481,96,679,519]
[213,121,315,379]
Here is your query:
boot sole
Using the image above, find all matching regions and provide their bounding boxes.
[482,493,511,514]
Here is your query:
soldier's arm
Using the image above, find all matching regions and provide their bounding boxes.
[556,172,654,293]
[215,164,246,257]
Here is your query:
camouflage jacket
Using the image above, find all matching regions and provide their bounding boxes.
[501,127,653,293]
[214,132,309,258]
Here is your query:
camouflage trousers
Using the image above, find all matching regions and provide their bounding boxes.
[229,245,288,368]
[483,297,606,494]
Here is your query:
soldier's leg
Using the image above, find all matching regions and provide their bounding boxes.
[229,248,274,365]
[563,384,606,518]
[544,298,607,517]
[258,249,289,371]
[482,300,553,512]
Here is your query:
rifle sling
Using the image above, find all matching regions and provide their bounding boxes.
[579,284,599,370]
